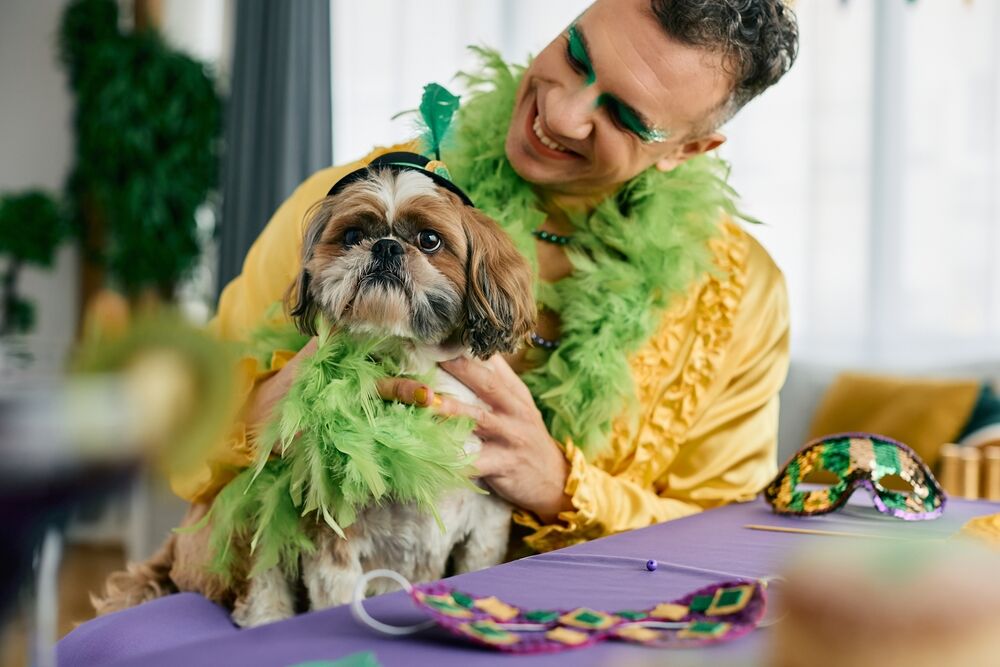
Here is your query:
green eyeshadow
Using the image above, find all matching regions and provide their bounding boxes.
[567,24,595,85]
[597,94,667,144]
[567,22,668,144]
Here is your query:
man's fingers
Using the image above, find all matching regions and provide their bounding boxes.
[485,354,534,404]
[439,356,514,410]
[471,443,501,479]
[376,378,433,406]
[435,395,496,429]
[375,378,494,427]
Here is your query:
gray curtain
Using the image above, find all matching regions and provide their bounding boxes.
[216,0,332,298]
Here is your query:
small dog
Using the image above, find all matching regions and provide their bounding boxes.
[94,159,535,627]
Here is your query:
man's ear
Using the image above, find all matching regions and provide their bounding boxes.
[655,132,726,172]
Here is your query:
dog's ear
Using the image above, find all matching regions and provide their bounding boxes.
[286,200,332,336]
[461,207,536,358]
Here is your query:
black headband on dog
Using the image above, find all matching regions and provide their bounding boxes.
[326,151,475,208]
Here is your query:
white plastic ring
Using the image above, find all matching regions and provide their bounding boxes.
[350,569,436,636]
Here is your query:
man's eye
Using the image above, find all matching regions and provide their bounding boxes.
[605,100,645,139]
[565,43,588,76]
[416,230,442,253]
[605,102,629,132]
[343,228,363,247]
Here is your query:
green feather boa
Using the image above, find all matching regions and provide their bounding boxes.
[202,50,742,577]
[444,49,741,455]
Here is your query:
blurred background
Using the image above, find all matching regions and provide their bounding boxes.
[2,0,999,662]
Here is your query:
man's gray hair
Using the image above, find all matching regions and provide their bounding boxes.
[650,0,799,132]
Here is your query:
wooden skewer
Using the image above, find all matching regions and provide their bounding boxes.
[743,524,944,542]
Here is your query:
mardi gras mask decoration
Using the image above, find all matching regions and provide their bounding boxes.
[765,433,946,520]
[352,569,771,653]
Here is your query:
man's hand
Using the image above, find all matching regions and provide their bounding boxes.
[377,355,573,523]
[245,337,318,447]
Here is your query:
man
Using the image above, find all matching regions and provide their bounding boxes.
[175,0,798,553]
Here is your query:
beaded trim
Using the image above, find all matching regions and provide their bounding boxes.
[531,332,561,350]
[532,229,572,246]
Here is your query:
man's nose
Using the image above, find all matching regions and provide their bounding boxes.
[372,238,404,263]
[545,85,599,141]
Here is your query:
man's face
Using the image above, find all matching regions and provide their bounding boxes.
[504,0,733,204]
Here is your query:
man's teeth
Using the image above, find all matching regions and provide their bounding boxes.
[533,115,569,153]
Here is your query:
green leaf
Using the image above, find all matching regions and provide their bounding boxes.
[3,297,35,335]
[0,191,70,266]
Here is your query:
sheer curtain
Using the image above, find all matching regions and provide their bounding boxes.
[723,0,1000,368]
[329,0,589,164]
[330,0,1000,368]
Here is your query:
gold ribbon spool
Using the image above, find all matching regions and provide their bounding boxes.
[936,443,1000,500]
[939,443,963,497]
[984,446,1000,501]
[962,447,982,500]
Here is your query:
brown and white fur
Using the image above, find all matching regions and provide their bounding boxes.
[94,167,535,627]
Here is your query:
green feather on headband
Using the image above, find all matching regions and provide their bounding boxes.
[417,83,460,161]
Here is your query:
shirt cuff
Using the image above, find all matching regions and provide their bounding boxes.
[512,440,605,552]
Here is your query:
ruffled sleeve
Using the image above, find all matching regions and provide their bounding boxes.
[169,145,412,503]
[514,224,790,551]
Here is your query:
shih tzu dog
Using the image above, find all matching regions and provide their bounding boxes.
[94,152,535,627]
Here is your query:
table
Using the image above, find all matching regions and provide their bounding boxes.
[57,496,999,667]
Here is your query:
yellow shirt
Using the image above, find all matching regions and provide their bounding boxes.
[173,145,791,554]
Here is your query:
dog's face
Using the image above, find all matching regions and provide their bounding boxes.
[290,169,535,358]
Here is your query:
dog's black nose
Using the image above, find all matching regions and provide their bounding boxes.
[371,238,404,262]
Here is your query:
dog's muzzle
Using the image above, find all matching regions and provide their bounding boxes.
[362,239,406,289]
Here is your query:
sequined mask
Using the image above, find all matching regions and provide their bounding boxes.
[765,433,946,520]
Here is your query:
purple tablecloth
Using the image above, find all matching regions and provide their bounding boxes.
[58,496,998,667]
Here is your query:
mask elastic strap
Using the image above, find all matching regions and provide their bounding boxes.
[350,569,436,636]
[756,574,788,629]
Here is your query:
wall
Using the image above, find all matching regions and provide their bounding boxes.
[0,0,77,375]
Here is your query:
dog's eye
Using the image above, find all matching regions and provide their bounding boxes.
[343,228,363,247]
[417,230,442,253]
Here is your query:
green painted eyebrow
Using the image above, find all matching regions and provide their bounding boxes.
[597,94,668,143]
[565,23,668,144]
[567,24,595,85]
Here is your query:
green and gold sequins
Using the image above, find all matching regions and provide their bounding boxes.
[650,603,688,621]
[423,159,452,181]
[458,620,520,646]
[677,621,731,639]
[766,433,946,520]
[614,625,661,643]
[558,608,617,631]
[449,591,475,609]
[473,596,520,622]
[417,592,474,619]
[705,585,753,616]
[688,595,714,613]
[615,610,650,622]
[545,626,590,646]
[523,609,560,623]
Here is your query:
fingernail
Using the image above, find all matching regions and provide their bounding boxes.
[413,386,429,406]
